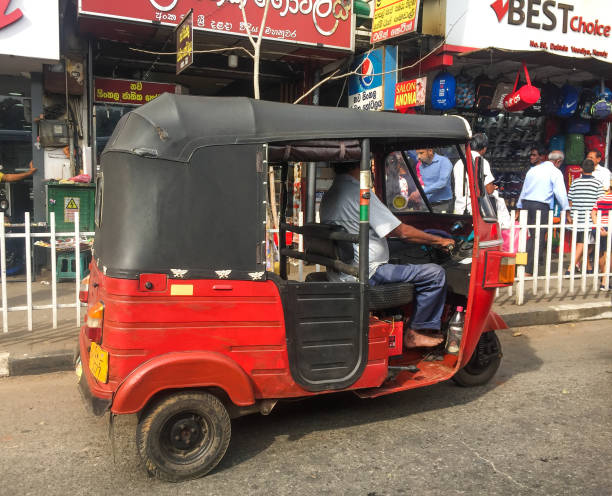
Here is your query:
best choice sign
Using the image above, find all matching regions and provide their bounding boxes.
[79,0,354,51]
[445,0,611,60]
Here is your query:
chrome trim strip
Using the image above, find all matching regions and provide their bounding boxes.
[479,239,503,248]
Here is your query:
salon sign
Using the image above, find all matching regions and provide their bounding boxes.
[94,78,176,105]
[79,0,354,51]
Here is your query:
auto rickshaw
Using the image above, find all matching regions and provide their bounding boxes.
[77,94,515,481]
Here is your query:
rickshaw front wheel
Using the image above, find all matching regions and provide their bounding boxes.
[137,391,231,482]
[452,331,502,387]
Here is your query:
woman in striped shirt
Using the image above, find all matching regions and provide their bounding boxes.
[567,159,604,274]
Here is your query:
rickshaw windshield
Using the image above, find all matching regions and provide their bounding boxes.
[384,151,429,213]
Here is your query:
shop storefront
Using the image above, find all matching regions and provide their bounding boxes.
[0,0,60,222]
[392,0,612,211]
[356,0,612,208]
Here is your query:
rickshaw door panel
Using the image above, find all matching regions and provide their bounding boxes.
[283,282,367,392]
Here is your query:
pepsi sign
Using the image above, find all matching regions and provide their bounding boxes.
[348,46,398,111]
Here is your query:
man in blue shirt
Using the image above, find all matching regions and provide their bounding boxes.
[517,149,570,275]
[413,149,453,213]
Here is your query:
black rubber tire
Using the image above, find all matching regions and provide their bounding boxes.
[452,331,502,387]
[137,391,231,482]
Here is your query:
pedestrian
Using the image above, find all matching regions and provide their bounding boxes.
[0,160,37,182]
[453,133,495,215]
[567,159,604,274]
[527,145,548,169]
[586,149,611,194]
[517,150,569,276]
[590,184,612,289]
[413,148,453,213]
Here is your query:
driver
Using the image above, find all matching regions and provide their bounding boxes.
[320,162,455,349]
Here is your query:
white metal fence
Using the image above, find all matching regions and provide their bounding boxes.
[506,209,612,305]
[2,207,610,333]
[0,211,94,333]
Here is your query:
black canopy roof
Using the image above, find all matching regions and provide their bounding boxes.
[104,94,472,163]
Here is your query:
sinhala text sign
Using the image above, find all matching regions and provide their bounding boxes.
[94,78,176,105]
[446,0,611,61]
[79,0,354,51]
[348,46,397,111]
[371,0,420,44]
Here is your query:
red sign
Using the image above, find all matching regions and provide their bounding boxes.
[94,78,176,105]
[394,77,426,112]
[0,0,23,30]
[79,0,354,51]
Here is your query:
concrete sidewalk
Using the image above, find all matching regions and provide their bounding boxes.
[1,284,610,377]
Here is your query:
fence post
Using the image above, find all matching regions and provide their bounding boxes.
[605,215,612,291]
[581,214,589,294]
[557,213,566,294]
[50,212,57,329]
[0,213,6,333]
[25,212,32,331]
[508,211,515,297]
[544,210,554,295]
[532,209,541,294]
[516,209,528,305]
[74,212,81,327]
[593,210,602,293]
[569,212,578,294]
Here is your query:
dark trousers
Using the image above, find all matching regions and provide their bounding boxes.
[523,200,550,274]
[370,263,446,330]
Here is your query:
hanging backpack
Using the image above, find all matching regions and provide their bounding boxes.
[549,135,565,152]
[584,135,606,160]
[503,62,541,112]
[556,84,579,118]
[455,74,476,109]
[542,83,562,115]
[544,118,561,143]
[591,99,612,119]
[431,72,456,110]
[565,133,585,165]
[578,88,595,119]
[474,76,496,111]
[566,117,590,135]
[492,82,514,110]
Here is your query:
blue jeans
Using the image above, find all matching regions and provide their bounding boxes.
[369,263,446,330]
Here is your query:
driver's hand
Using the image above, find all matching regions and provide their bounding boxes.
[437,238,455,252]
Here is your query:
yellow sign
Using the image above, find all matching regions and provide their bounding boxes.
[89,342,109,383]
[64,197,80,223]
[371,0,420,44]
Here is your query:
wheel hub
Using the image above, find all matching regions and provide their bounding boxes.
[169,417,204,450]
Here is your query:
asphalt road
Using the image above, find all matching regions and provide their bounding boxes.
[1,321,611,496]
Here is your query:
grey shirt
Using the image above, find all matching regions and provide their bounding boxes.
[320,174,401,281]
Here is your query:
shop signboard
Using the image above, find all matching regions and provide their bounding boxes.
[444,0,611,61]
[78,0,354,52]
[0,0,59,63]
[94,78,176,105]
[176,9,193,74]
[371,0,420,44]
[394,76,426,112]
[348,46,398,111]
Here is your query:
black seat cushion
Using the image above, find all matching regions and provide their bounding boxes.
[305,272,414,310]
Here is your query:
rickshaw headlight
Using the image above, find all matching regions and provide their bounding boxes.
[86,301,104,343]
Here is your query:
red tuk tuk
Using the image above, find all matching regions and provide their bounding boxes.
[77,95,514,481]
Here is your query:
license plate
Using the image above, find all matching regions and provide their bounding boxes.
[89,342,109,383]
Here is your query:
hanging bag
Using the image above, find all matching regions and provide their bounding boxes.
[503,62,541,112]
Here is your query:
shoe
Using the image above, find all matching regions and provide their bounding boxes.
[586,268,594,274]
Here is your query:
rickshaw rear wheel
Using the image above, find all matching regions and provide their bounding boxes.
[452,331,502,387]
[137,391,231,482]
